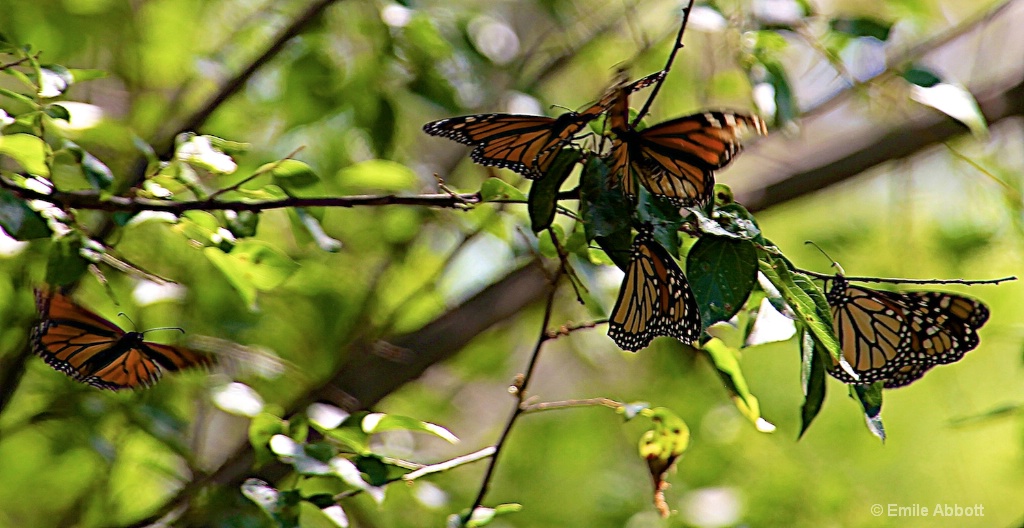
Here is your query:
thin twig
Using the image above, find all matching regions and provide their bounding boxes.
[465,267,563,520]
[632,0,695,127]
[543,319,607,340]
[207,146,305,200]
[520,397,623,413]
[401,446,496,482]
[794,267,1016,286]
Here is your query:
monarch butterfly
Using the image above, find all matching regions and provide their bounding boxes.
[423,72,664,179]
[31,289,213,390]
[825,277,989,388]
[605,86,766,206]
[608,229,701,351]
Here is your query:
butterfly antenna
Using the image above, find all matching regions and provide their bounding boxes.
[804,241,846,276]
[117,312,138,332]
[143,327,186,336]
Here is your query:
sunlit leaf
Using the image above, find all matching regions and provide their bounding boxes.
[479,177,526,202]
[250,413,288,466]
[0,133,49,176]
[702,338,773,432]
[361,413,458,444]
[205,240,300,308]
[212,382,265,417]
[299,501,349,528]
[910,80,988,139]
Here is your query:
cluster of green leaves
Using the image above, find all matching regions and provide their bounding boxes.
[245,404,461,528]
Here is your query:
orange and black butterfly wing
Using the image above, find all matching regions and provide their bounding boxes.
[32,290,211,390]
[424,112,593,179]
[630,112,766,206]
[826,279,914,384]
[82,340,211,390]
[826,279,990,388]
[902,291,989,364]
[604,86,636,195]
[608,230,701,351]
[32,289,131,388]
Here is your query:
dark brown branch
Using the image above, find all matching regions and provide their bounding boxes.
[0,179,486,213]
[544,318,607,340]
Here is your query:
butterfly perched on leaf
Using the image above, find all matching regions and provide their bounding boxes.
[605,85,766,206]
[608,228,701,351]
[825,276,989,388]
[31,288,213,390]
[422,72,664,179]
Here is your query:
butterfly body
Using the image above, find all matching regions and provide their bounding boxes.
[825,277,989,388]
[32,289,212,390]
[608,229,701,351]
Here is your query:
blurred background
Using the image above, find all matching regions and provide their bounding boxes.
[0,0,1021,526]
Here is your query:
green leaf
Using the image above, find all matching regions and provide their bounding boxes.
[702,338,775,432]
[324,420,371,455]
[353,455,389,487]
[43,104,70,122]
[226,210,260,239]
[37,64,73,98]
[72,143,113,190]
[361,412,459,443]
[579,156,632,241]
[0,133,49,176]
[763,61,797,126]
[527,149,579,232]
[757,253,847,375]
[204,240,300,308]
[594,228,633,272]
[45,236,90,286]
[852,383,886,442]
[454,504,524,528]
[638,407,690,499]
[337,159,417,192]
[798,331,827,439]
[242,478,282,515]
[67,68,107,83]
[250,412,288,467]
[908,78,988,140]
[687,236,758,331]
[902,66,941,88]
[264,159,320,194]
[0,190,50,239]
[479,177,526,202]
[299,501,348,528]
[830,17,892,41]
